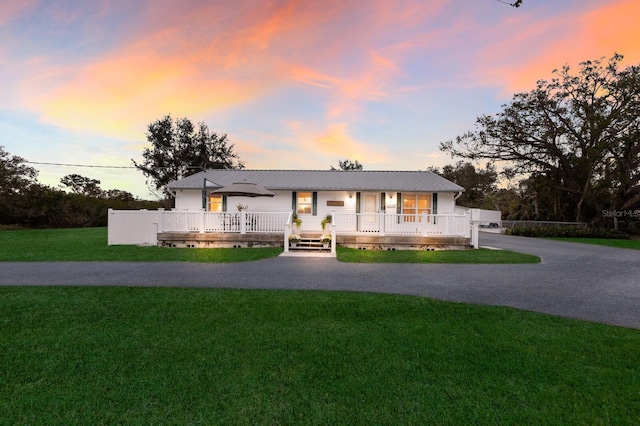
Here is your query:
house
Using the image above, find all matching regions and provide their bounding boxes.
[108,169,476,251]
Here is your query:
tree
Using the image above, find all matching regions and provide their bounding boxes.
[0,146,39,224]
[330,159,363,171]
[133,115,245,199]
[60,174,103,197]
[441,54,640,223]
[430,161,498,208]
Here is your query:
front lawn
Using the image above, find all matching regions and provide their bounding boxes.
[1,287,638,424]
[0,227,281,262]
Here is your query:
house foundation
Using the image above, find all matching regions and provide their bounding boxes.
[157,232,470,250]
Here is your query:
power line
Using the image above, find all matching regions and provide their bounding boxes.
[26,161,136,169]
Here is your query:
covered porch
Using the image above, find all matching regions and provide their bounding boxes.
[108,209,476,251]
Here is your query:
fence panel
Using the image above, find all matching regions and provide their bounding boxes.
[107,209,159,245]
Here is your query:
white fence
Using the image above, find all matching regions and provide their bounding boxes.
[108,209,161,245]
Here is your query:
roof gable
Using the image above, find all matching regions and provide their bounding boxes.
[167,170,465,192]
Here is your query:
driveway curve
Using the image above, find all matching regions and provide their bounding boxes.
[1,233,638,329]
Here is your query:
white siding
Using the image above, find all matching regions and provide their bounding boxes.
[437,192,456,214]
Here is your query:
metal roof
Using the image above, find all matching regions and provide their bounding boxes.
[167,169,464,192]
[167,170,465,193]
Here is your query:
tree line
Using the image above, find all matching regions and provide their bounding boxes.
[0,146,161,228]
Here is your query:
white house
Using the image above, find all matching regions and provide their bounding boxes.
[108,169,477,251]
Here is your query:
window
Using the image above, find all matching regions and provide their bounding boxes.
[208,194,223,212]
[297,192,312,214]
[402,193,431,222]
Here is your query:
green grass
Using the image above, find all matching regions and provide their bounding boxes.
[1,287,638,424]
[550,237,640,250]
[0,228,282,262]
[337,246,540,263]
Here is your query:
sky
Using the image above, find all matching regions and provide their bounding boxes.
[1,0,639,199]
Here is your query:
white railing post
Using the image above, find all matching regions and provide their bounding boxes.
[422,212,429,236]
[284,211,293,252]
[471,223,479,249]
[240,211,247,234]
[379,212,385,236]
[331,210,337,254]
[200,209,205,233]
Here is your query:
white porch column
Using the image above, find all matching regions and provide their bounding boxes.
[200,209,205,233]
[379,212,385,236]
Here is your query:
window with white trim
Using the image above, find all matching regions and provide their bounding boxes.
[402,193,431,222]
[208,194,223,212]
[297,192,312,214]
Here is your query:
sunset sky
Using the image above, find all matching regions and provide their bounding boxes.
[1,0,639,198]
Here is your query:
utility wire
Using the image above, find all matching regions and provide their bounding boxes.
[26,161,136,169]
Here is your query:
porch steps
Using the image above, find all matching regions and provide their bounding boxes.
[290,236,330,252]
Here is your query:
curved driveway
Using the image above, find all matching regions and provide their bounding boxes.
[1,233,638,329]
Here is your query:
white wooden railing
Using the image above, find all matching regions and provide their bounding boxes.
[332,213,470,237]
[109,210,475,249]
[160,211,290,234]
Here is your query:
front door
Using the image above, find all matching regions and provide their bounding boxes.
[362,193,378,232]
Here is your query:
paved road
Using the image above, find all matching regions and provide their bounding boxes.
[1,233,638,329]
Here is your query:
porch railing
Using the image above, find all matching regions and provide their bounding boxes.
[160,211,289,234]
[332,213,470,237]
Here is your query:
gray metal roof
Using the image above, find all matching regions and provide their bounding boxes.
[167,170,465,192]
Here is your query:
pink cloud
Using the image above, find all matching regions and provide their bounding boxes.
[17,0,450,140]
[474,0,640,97]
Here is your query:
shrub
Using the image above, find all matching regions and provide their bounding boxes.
[505,226,628,239]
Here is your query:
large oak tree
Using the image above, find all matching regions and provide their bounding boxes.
[441,54,640,223]
[133,115,245,200]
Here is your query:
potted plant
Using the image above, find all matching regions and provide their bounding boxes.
[289,233,301,247]
[321,234,331,248]
[320,214,332,231]
[292,213,302,231]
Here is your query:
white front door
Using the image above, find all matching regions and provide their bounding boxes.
[362,193,378,232]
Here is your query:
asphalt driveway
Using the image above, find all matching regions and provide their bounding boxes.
[1,233,638,329]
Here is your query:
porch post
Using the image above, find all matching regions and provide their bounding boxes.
[379,212,385,236]
[240,211,247,234]
[331,210,336,254]
[200,209,205,234]
[422,212,429,236]
[471,223,479,249]
[284,224,291,252]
